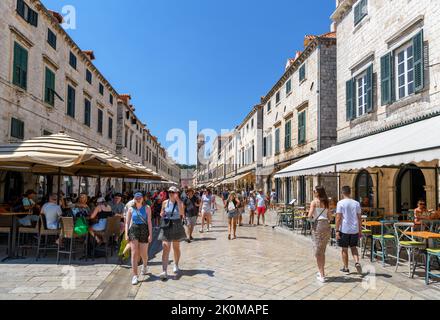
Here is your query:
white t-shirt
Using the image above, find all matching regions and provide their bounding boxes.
[256,194,265,208]
[336,198,361,234]
[41,202,62,229]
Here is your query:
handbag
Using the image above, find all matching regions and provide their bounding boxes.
[160,201,177,230]
[309,208,327,230]
[74,216,89,236]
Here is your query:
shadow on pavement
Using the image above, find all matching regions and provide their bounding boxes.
[175,269,215,280]
[192,237,217,242]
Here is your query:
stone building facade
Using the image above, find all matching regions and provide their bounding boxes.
[0,0,180,202]
[332,0,440,212]
[260,32,338,204]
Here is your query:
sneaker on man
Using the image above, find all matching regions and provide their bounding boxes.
[355,263,363,275]
[159,272,168,281]
[131,276,139,285]
[340,267,350,275]
[140,265,148,276]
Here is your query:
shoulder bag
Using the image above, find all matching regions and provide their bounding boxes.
[160,201,177,230]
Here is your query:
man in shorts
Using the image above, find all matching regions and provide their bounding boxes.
[183,188,200,243]
[336,186,363,275]
[256,190,267,226]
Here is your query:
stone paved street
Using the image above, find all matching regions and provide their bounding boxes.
[1,198,439,300]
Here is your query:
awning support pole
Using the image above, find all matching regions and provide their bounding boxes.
[57,167,61,205]
[375,172,380,210]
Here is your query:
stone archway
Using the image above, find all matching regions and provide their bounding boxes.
[395,165,427,213]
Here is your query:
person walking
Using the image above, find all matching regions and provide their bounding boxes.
[270,189,277,212]
[125,192,153,285]
[336,186,363,275]
[236,191,245,227]
[256,190,267,226]
[308,186,333,283]
[248,191,257,226]
[159,187,187,280]
[183,188,200,243]
[200,189,214,233]
[226,192,240,240]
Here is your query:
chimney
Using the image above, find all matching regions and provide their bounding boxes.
[82,50,96,61]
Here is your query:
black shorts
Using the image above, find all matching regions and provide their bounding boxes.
[338,232,359,248]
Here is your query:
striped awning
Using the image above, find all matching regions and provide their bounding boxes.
[0,133,160,179]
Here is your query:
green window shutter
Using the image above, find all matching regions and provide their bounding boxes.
[380,53,392,105]
[366,64,373,112]
[13,43,20,87]
[44,68,55,106]
[413,30,424,92]
[354,3,361,25]
[298,112,306,144]
[13,43,28,90]
[346,79,354,121]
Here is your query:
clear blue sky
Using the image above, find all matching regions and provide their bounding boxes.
[43,0,335,164]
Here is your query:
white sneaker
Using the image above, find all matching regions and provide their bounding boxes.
[141,265,148,276]
[316,274,326,283]
[159,272,168,280]
[131,276,139,285]
[173,265,180,274]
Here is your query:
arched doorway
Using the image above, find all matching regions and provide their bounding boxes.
[355,170,374,207]
[4,172,24,203]
[396,165,426,213]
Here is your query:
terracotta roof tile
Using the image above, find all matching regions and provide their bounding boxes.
[48,10,63,24]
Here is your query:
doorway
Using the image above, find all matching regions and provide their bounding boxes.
[4,171,24,203]
[396,165,426,213]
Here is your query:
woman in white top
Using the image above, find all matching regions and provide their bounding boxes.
[200,189,214,233]
[308,186,333,283]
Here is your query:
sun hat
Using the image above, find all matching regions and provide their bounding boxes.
[97,197,106,203]
[168,186,180,193]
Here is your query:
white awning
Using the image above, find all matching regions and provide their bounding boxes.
[275,116,440,178]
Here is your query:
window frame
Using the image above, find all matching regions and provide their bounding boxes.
[66,85,76,118]
[47,28,57,50]
[97,109,103,134]
[355,71,368,118]
[11,117,25,140]
[394,42,415,100]
[84,98,91,127]
[44,67,56,106]
[69,52,77,70]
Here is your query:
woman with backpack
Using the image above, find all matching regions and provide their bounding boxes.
[125,192,153,285]
[226,192,240,240]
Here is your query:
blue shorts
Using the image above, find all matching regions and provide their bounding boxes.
[92,219,107,231]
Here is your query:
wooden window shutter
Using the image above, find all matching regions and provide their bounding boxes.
[413,30,425,92]
[366,64,373,112]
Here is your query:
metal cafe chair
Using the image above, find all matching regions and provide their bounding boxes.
[92,216,121,263]
[394,222,426,278]
[57,217,88,265]
[372,220,397,266]
[36,215,60,261]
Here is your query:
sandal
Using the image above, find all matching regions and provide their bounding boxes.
[228,235,231,240]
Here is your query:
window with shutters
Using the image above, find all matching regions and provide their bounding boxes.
[299,64,306,82]
[44,67,55,106]
[11,118,24,140]
[395,43,415,99]
[354,0,368,26]
[69,52,77,69]
[267,100,272,112]
[108,117,113,140]
[84,98,91,127]
[86,70,92,84]
[99,83,104,95]
[16,0,38,27]
[109,94,113,105]
[47,29,57,50]
[275,128,280,154]
[97,109,103,134]
[285,120,292,150]
[263,137,267,157]
[298,111,306,144]
[286,79,292,94]
[12,42,28,90]
[356,72,368,117]
[276,91,281,104]
[66,85,76,118]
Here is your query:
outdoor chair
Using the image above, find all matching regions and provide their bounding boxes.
[394,222,426,278]
[17,215,40,256]
[372,220,396,266]
[0,216,12,255]
[36,215,60,261]
[57,217,88,265]
[426,249,440,285]
[92,216,121,263]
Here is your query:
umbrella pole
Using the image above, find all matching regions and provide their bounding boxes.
[78,176,81,196]
[57,167,61,205]
[122,177,125,194]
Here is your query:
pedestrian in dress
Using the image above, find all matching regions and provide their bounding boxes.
[159,187,187,280]
[308,186,333,283]
[200,189,214,233]
[125,192,153,285]
[248,191,257,226]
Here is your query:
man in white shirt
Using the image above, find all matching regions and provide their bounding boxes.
[256,190,267,226]
[335,186,363,275]
[41,193,62,230]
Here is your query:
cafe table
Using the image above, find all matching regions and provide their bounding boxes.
[403,231,440,249]
[0,212,32,262]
